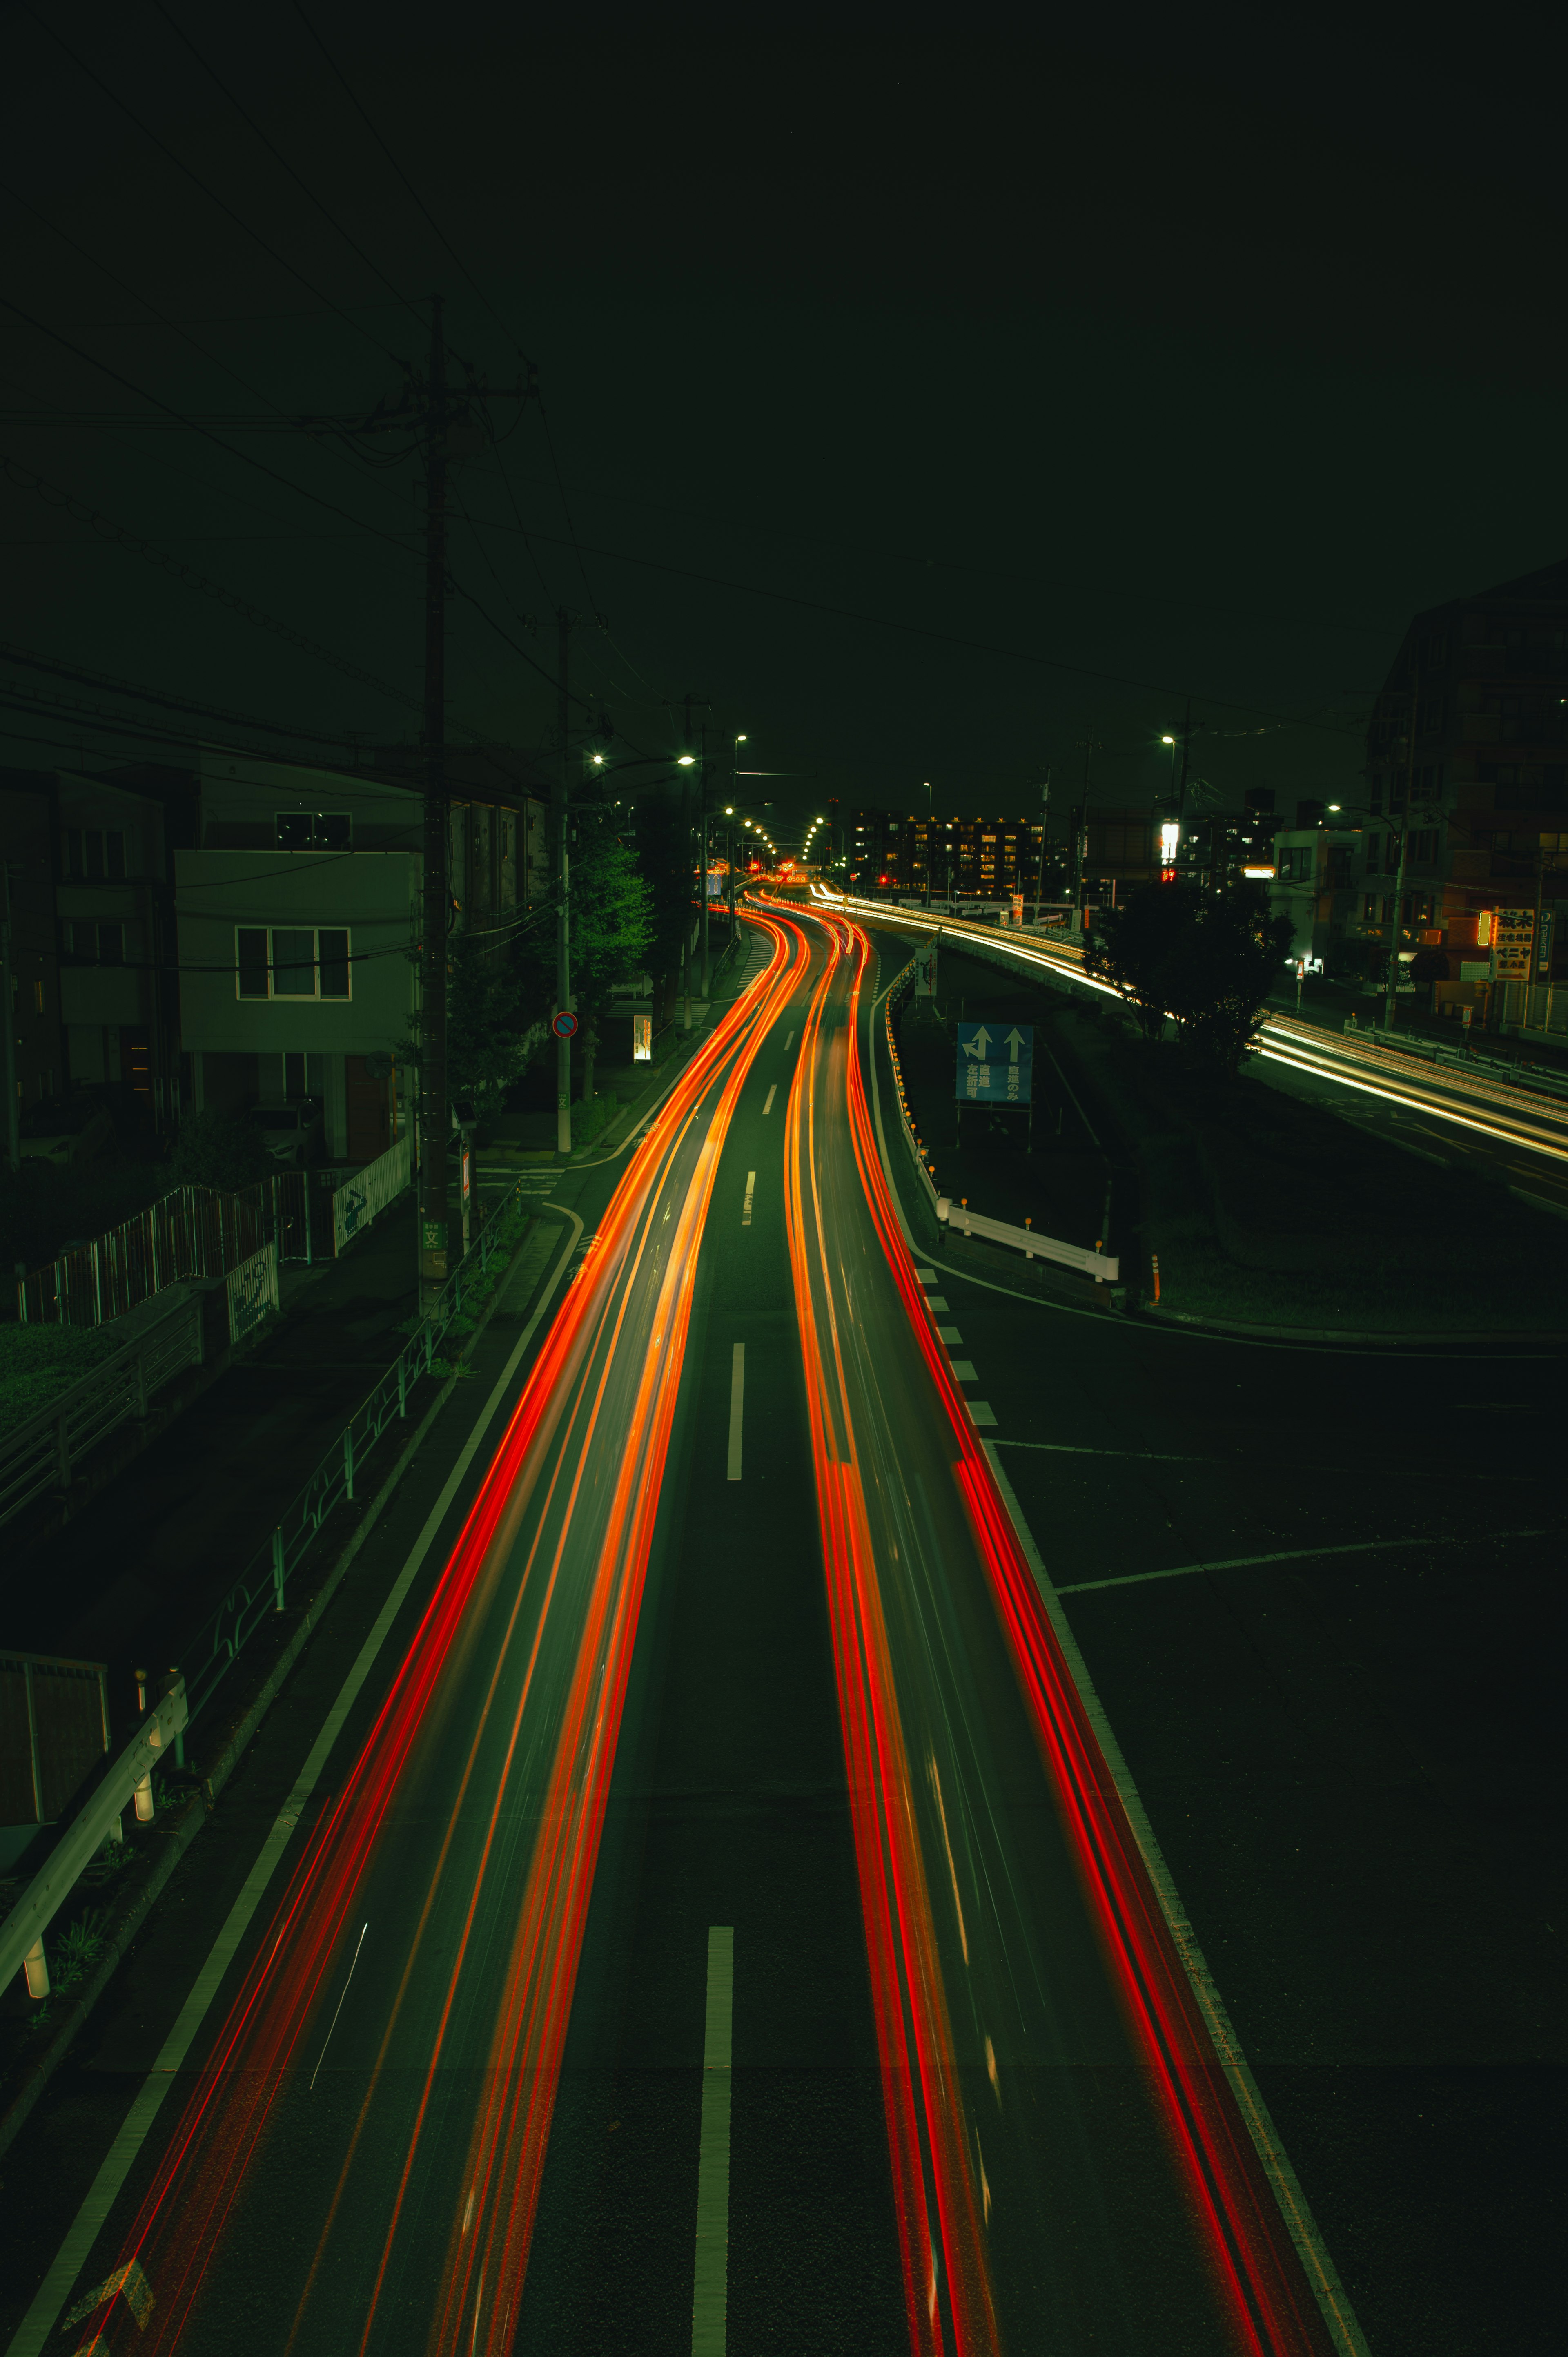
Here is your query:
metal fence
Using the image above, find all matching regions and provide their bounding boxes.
[181,1181,532,1730]
[0,1289,207,1531]
[13,1174,321,1329]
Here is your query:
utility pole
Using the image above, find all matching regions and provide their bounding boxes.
[1033,769,1051,920]
[418,296,449,1316]
[1381,667,1419,1035]
[699,722,711,1001]
[681,693,694,1031]
[1,856,18,1173]
[1175,695,1193,819]
[556,609,573,1152]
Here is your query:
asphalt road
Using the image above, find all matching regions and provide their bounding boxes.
[3,905,1560,2357]
[862,939,1564,2357]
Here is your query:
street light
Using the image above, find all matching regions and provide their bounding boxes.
[677,754,696,767]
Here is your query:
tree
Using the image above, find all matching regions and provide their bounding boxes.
[566,817,655,1101]
[1170,881,1294,1074]
[169,1106,272,1191]
[1083,882,1197,1041]
[444,929,537,1120]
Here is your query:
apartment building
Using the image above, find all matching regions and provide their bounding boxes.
[0,765,191,1138]
[1356,553,1568,1023]
[846,812,1044,899]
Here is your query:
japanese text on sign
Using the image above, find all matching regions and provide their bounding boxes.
[955,1021,1033,1104]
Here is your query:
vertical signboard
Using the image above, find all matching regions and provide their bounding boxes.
[915,938,939,997]
[633,1012,653,1061]
[1493,908,1534,981]
[1011,892,1025,927]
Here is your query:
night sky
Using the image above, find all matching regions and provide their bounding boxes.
[3,0,1566,853]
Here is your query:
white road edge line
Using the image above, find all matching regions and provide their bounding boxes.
[4,1209,586,2357]
[1055,1526,1546,1595]
[726,1345,745,1482]
[981,1441,1374,2357]
[691,1926,734,2356]
[762,1084,777,1115]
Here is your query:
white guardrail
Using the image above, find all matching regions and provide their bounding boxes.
[880,955,1119,1283]
[0,1677,188,1998]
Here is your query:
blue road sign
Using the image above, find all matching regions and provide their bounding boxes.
[956,1020,1033,1104]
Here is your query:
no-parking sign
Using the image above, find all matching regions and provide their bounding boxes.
[552,1009,578,1039]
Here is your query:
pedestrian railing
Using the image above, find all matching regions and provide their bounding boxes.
[180,1180,532,1731]
[0,1289,208,1532]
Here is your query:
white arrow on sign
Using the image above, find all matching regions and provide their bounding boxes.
[962,1025,992,1059]
[61,2258,154,2335]
[1004,1026,1028,1063]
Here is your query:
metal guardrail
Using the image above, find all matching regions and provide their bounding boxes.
[180,1179,533,1730]
[1336,1017,1568,1099]
[881,947,1119,1281]
[0,1679,188,2000]
[0,1291,207,1532]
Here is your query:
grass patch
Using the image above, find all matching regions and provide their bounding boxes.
[1063,1007,1568,1332]
[0,1322,120,1435]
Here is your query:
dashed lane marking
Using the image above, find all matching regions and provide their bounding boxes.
[742,1171,756,1226]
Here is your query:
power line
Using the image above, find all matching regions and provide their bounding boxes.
[286,0,530,360]
[147,0,427,337]
[0,456,445,727]
[0,283,432,563]
[471,517,1368,739]
[18,2,407,367]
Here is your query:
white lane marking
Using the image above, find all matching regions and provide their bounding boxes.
[308,1920,368,2092]
[762,1084,777,1115]
[995,1441,1202,1461]
[981,1442,1374,2357]
[783,1032,795,1051]
[742,1171,756,1227]
[948,1360,978,1382]
[914,1267,937,1282]
[4,1212,586,2357]
[935,1326,962,1343]
[60,2259,153,2336]
[1054,1526,1546,1595]
[924,1295,949,1312]
[691,1927,734,2356]
[966,1401,998,1427]
[726,1345,745,1482]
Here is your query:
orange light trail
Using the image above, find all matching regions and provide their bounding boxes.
[784,913,999,2357]
[822,908,1342,2357]
[81,914,802,2357]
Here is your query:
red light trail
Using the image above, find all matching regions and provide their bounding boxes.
[74,914,802,2357]
[792,903,1343,2357]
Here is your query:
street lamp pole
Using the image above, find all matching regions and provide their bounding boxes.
[1381,669,1419,1036]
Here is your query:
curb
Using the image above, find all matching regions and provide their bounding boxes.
[0,1208,550,2164]
[1134,1304,1568,1350]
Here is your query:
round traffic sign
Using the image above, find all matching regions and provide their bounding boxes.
[552,1008,578,1039]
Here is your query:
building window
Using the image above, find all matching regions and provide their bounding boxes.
[33,978,45,1015]
[276,812,352,851]
[97,922,124,964]
[234,925,352,1001]
[1363,893,1380,922]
